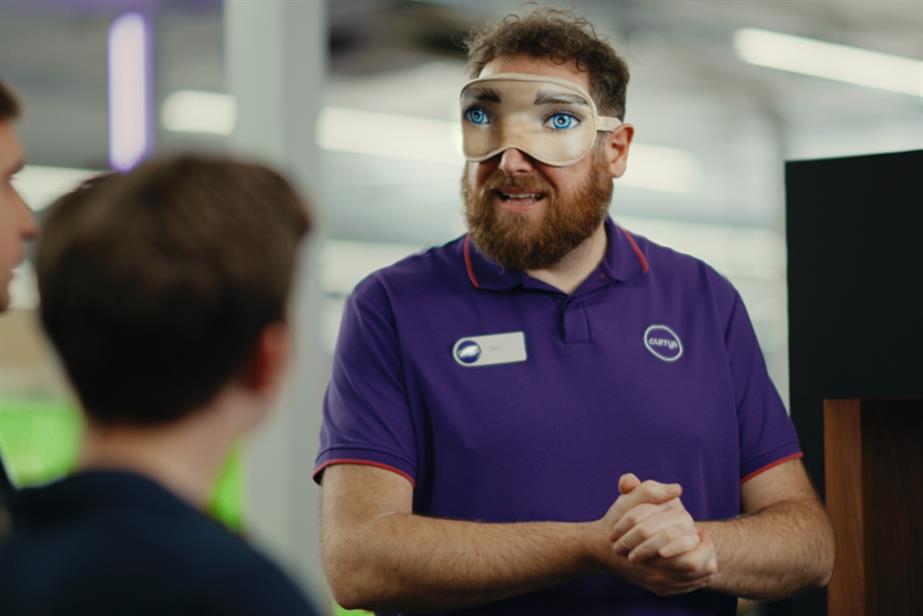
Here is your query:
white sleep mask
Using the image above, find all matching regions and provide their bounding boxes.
[460,72,622,167]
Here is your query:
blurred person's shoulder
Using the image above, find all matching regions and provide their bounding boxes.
[0,470,319,615]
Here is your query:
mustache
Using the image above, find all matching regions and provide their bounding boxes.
[481,172,555,197]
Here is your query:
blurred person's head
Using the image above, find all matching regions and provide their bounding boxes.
[36,155,311,434]
[0,80,39,311]
[460,9,633,270]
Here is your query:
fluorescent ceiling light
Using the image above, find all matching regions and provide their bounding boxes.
[161,91,698,193]
[160,92,463,161]
[734,28,923,98]
[317,107,462,163]
[108,12,151,170]
[162,90,237,135]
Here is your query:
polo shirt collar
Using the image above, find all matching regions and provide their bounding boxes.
[600,217,650,282]
[463,217,649,291]
[463,234,522,290]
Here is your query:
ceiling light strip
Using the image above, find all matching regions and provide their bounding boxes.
[734,28,923,98]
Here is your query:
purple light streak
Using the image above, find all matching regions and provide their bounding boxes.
[107,12,153,171]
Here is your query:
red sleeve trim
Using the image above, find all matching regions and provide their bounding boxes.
[740,452,804,485]
[463,235,480,288]
[620,228,650,274]
[314,458,416,488]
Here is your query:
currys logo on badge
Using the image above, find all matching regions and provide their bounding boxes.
[643,324,684,362]
[454,339,482,365]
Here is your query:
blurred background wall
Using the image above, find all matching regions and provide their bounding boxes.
[1,1,921,614]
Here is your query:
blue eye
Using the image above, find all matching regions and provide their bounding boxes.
[545,113,580,130]
[464,106,490,126]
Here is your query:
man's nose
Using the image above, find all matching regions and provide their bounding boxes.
[15,188,38,239]
[498,147,536,176]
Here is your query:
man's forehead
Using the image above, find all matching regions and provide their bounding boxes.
[461,81,591,108]
[478,54,591,93]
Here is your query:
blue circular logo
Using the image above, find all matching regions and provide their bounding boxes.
[454,340,482,365]
[643,324,683,362]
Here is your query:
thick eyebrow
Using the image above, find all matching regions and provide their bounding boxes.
[534,90,590,107]
[461,87,501,104]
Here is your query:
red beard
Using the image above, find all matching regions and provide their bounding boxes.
[462,148,613,271]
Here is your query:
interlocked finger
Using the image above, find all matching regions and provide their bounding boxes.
[609,502,663,543]
[613,506,694,559]
[659,534,717,575]
[609,477,682,525]
[657,531,701,559]
[627,525,698,563]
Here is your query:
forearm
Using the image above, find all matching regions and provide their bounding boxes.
[324,512,599,612]
[699,498,834,600]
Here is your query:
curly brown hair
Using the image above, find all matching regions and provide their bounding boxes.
[464,8,630,120]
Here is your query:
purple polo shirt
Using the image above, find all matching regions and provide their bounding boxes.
[315,218,802,616]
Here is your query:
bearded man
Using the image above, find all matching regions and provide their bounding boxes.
[315,10,833,616]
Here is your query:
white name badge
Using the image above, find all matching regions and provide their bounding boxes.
[452,332,528,368]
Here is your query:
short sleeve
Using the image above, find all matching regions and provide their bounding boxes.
[313,275,417,486]
[725,291,803,483]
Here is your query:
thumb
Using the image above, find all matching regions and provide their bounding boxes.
[618,473,641,495]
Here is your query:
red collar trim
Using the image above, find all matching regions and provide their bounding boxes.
[463,235,480,288]
[621,228,650,274]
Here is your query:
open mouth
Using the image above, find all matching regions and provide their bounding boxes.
[494,189,546,208]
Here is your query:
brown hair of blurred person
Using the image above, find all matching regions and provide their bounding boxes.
[36,155,311,433]
[0,81,22,121]
[0,80,38,312]
[3,153,322,615]
[464,7,630,119]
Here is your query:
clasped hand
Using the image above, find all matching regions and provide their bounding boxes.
[596,473,717,596]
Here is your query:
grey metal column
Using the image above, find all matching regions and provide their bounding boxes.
[225,0,329,606]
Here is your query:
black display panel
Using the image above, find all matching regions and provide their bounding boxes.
[782,149,923,616]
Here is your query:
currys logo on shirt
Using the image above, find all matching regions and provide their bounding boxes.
[643,324,684,362]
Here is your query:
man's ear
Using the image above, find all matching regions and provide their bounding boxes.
[604,123,634,178]
[241,322,293,394]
